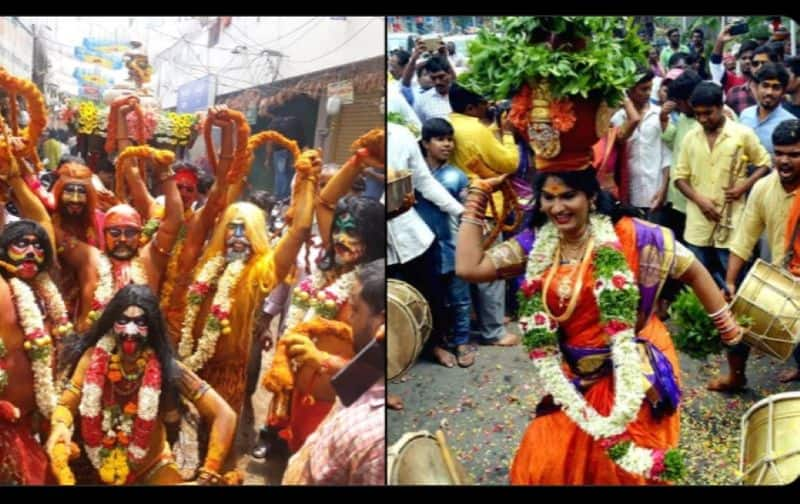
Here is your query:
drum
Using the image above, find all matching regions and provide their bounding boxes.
[731,259,800,361]
[740,392,800,485]
[387,430,473,485]
[387,279,432,381]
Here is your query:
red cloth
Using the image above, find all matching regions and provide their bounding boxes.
[279,388,334,453]
[0,407,51,485]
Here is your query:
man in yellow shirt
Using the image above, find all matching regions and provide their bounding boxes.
[448,82,520,346]
[673,82,771,292]
[712,119,800,390]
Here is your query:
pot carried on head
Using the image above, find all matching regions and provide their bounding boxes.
[740,391,800,485]
[387,430,473,485]
[730,259,800,361]
[387,279,432,381]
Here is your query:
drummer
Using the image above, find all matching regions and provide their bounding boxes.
[717,118,800,390]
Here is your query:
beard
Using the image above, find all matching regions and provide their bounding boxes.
[60,202,87,219]
[225,237,252,263]
[109,244,137,260]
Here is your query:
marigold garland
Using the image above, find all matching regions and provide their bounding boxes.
[79,335,161,485]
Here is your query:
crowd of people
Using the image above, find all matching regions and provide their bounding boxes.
[388,18,800,484]
[0,66,386,485]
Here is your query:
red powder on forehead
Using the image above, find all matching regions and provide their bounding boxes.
[174,169,198,187]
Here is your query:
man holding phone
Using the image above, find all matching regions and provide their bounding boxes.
[710,23,753,96]
[281,259,386,485]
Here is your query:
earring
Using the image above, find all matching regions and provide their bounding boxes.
[590,201,597,212]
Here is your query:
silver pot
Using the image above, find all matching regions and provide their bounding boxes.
[386,173,413,214]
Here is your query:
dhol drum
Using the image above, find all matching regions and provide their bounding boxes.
[387,430,473,485]
[740,392,800,485]
[731,259,800,361]
[387,279,432,381]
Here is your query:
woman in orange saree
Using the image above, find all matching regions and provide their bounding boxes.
[456,168,743,484]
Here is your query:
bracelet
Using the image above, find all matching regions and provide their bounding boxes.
[151,235,172,256]
[708,304,730,319]
[52,405,74,428]
[197,467,223,485]
[468,179,493,193]
[461,216,484,227]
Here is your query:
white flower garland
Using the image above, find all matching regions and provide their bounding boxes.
[284,269,358,330]
[179,256,246,372]
[522,214,675,479]
[8,276,60,418]
[88,254,114,323]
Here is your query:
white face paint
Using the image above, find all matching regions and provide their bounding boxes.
[114,305,148,356]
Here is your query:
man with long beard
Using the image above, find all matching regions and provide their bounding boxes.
[176,147,321,466]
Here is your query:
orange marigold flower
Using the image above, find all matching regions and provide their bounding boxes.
[117,431,130,446]
[123,402,138,416]
[550,100,576,132]
[102,436,116,448]
[107,370,123,383]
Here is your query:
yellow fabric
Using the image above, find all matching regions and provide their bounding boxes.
[670,241,696,279]
[672,119,771,248]
[449,112,520,215]
[728,171,797,265]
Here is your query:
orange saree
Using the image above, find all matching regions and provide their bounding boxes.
[510,217,681,485]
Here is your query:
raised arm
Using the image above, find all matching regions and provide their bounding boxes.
[455,176,515,283]
[142,151,183,275]
[181,107,236,267]
[317,129,384,249]
[123,157,157,219]
[273,149,320,283]
[3,157,55,253]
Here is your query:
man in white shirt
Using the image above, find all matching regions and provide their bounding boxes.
[413,56,453,124]
[612,68,672,217]
[387,119,463,367]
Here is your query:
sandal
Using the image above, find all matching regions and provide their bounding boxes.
[456,345,476,368]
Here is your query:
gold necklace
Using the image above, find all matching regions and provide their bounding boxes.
[542,236,595,322]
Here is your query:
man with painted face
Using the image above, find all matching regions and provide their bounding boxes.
[46,285,237,485]
[256,129,384,459]
[55,151,184,332]
[0,220,69,484]
[122,107,244,345]
[178,147,320,466]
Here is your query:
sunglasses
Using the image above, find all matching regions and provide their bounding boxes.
[106,227,140,239]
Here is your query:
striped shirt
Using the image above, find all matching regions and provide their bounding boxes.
[282,381,385,485]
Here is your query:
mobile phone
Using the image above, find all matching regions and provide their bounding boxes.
[420,36,443,53]
[728,23,749,36]
[330,337,385,407]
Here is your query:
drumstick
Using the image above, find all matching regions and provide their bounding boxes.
[435,429,463,485]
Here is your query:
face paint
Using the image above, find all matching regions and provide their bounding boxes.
[332,231,366,266]
[62,183,88,216]
[225,219,252,262]
[7,234,45,279]
[114,306,148,356]
[105,226,140,260]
